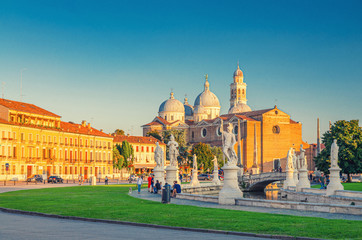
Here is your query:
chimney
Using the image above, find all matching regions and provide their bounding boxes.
[87,123,91,129]
[81,120,87,127]
[317,118,321,155]
[100,129,103,132]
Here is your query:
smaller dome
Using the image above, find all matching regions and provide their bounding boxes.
[158,92,184,113]
[228,103,252,114]
[184,97,194,116]
[234,64,243,77]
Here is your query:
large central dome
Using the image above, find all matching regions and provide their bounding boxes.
[194,77,220,108]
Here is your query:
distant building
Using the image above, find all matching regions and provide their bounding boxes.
[0,98,113,180]
[113,135,166,174]
[142,64,309,172]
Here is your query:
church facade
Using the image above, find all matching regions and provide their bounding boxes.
[142,65,309,172]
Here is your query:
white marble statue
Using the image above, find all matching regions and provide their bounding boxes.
[154,142,163,168]
[212,156,218,172]
[331,139,339,168]
[221,123,237,166]
[167,134,179,167]
[286,148,294,170]
[292,150,298,170]
[298,144,307,169]
[193,154,197,170]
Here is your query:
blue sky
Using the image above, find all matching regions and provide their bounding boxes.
[0,0,361,143]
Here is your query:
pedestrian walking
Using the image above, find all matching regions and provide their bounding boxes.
[105,176,108,185]
[137,176,143,194]
[319,172,326,189]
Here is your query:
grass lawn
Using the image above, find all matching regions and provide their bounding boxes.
[312,182,362,191]
[0,185,361,239]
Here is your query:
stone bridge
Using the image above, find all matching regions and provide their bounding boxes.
[238,172,286,192]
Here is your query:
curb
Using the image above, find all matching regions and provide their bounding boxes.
[0,207,323,240]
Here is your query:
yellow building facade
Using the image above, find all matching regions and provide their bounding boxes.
[0,98,113,181]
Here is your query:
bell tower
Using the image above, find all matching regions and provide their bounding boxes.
[230,63,247,109]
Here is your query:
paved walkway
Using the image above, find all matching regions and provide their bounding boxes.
[131,189,362,221]
[0,211,269,240]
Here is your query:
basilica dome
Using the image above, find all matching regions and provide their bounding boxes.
[183,97,194,117]
[228,103,252,114]
[159,92,184,113]
[194,78,220,108]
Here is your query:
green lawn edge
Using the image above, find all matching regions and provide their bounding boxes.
[311,182,362,191]
[0,185,361,240]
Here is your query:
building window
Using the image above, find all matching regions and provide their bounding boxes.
[136,146,139,152]
[201,128,207,138]
[216,127,222,136]
[141,146,144,152]
[272,125,280,134]
[147,147,149,152]
[273,159,281,170]
[192,131,194,138]
[233,125,238,135]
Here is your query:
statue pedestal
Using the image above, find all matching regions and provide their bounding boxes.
[190,169,200,187]
[212,169,221,185]
[218,165,243,205]
[293,170,299,186]
[296,168,310,191]
[326,167,344,196]
[283,169,296,189]
[165,166,178,185]
[153,167,165,185]
[91,176,97,186]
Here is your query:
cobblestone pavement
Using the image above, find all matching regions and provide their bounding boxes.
[131,189,362,221]
[0,211,270,240]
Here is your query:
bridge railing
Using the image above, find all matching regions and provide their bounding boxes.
[239,172,286,185]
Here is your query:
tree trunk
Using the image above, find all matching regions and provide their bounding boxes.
[347,173,352,182]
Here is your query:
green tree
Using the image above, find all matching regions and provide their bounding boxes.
[114,129,125,135]
[314,120,362,182]
[118,140,135,173]
[162,129,191,165]
[113,145,124,170]
[146,130,162,141]
[191,143,214,173]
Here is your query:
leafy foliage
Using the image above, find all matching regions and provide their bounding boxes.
[146,130,162,141]
[113,129,125,135]
[191,143,214,173]
[113,145,124,170]
[314,120,362,181]
[114,140,135,173]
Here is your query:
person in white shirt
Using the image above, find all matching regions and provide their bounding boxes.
[137,176,143,194]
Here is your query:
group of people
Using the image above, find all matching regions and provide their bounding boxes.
[136,175,181,198]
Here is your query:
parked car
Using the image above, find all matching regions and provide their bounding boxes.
[198,174,211,180]
[27,175,43,182]
[48,176,64,183]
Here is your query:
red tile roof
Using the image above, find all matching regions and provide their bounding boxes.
[0,118,111,138]
[0,98,60,118]
[113,135,165,145]
[60,121,110,137]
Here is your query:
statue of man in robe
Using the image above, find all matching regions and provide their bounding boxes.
[287,148,294,170]
[299,144,306,169]
[154,142,163,168]
[167,134,179,167]
[221,123,237,166]
[331,139,339,168]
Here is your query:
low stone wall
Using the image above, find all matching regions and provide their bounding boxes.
[182,184,222,195]
[281,189,362,206]
[176,193,218,203]
[234,198,362,215]
[302,188,326,194]
[335,190,362,199]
